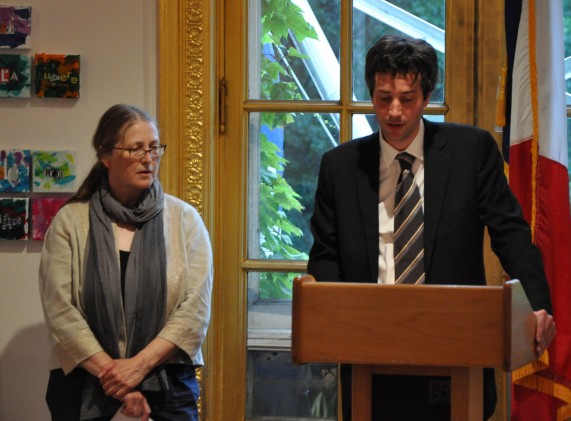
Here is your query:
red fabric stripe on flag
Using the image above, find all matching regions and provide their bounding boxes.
[509,140,534,224]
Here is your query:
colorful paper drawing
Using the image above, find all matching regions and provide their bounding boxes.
[0,149,31,192]
[0,197,28,240]
[0,6,32,49]
[32,150,77,192]
[34,54,80,98]
[0,54,31,97]
[31,197,67,240]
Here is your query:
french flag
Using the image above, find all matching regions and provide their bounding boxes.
[504,0,571,419]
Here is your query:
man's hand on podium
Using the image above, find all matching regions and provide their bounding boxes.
[534,310,556,357]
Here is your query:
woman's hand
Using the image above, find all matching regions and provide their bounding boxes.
[121,391,151,420]
[99,338,177,400]
[99,358,148,400]
[99,338,178,400]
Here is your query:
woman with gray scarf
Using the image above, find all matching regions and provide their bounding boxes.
[39,104,213,421]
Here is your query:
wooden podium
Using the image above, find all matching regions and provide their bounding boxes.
[291,275,537,421]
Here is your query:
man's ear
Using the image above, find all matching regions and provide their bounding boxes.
[423,91,432,107]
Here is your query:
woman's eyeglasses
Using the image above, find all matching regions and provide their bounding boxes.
[114,144,167,158]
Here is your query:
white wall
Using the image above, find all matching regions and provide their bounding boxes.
[0,1,156,419]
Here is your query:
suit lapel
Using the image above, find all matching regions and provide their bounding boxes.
[355,133,381,283]
[423,120,451,276]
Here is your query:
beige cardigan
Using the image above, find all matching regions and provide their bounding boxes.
[39,194,213,374]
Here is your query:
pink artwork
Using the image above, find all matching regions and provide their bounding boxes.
[31,197,67,240]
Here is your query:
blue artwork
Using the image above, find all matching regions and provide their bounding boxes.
[0,149,31,192]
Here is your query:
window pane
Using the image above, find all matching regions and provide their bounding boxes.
[246,351,338,420]
[248,0,341,101]
[564,0,571,99]
[352,0,446,103]
[568,118,571,198]
[247,271,296,350]
[351,113,445,138]
[248,271,295,352]
[248,112,339,260]
[564,0,571,199]
[246,273,338,420]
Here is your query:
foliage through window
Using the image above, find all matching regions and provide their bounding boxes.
[254,0,447,300]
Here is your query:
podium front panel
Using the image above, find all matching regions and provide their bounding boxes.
[293,280,506,368]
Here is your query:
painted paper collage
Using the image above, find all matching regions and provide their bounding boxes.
[31,197,67,240]
[0,6,32,98]
[0,197,28,240]
[0,6,31,49]
[0,149,31,192]
[32,150,77,192]
[0,149,76,240]
[0,8,82,99]
[34,54,80,98]
[0,53,31,97]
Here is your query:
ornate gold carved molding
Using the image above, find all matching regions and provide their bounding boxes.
[159,0,211,418]
[185,3,206,416]
[184,0,205,212]
[158,0,211,215]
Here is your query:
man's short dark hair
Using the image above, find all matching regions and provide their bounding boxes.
[365,34,439,99]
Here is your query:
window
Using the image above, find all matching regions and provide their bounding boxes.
[241,1,471,419]
[179,0,508,419]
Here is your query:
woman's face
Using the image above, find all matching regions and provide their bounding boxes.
[101,120,161,206]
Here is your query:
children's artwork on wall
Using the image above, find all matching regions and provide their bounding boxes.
[31,197,67,240]
[34,54,80,98]
[0,197,28,240]
[0,6,32,49]
[0,149,31,192]
[0,54,31,97]
[32,150,77,192]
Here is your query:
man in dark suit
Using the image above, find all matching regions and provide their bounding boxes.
[307,34,556,420]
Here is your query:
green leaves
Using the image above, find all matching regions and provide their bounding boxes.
[260,0,317,101]
[258,131,306,260]
[258,0,315,298]
[262,0,317,44]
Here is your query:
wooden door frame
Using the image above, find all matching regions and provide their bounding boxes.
[156,1,507,419]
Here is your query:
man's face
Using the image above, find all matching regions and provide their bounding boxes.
[372,72,430,151]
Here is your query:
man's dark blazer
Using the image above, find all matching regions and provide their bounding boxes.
[307,119,552,420]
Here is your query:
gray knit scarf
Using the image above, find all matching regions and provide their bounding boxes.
[80,177,167,419]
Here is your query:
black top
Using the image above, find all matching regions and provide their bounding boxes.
[119,250,130,304]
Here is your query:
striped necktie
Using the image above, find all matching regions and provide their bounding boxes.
[394,152,425,284]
